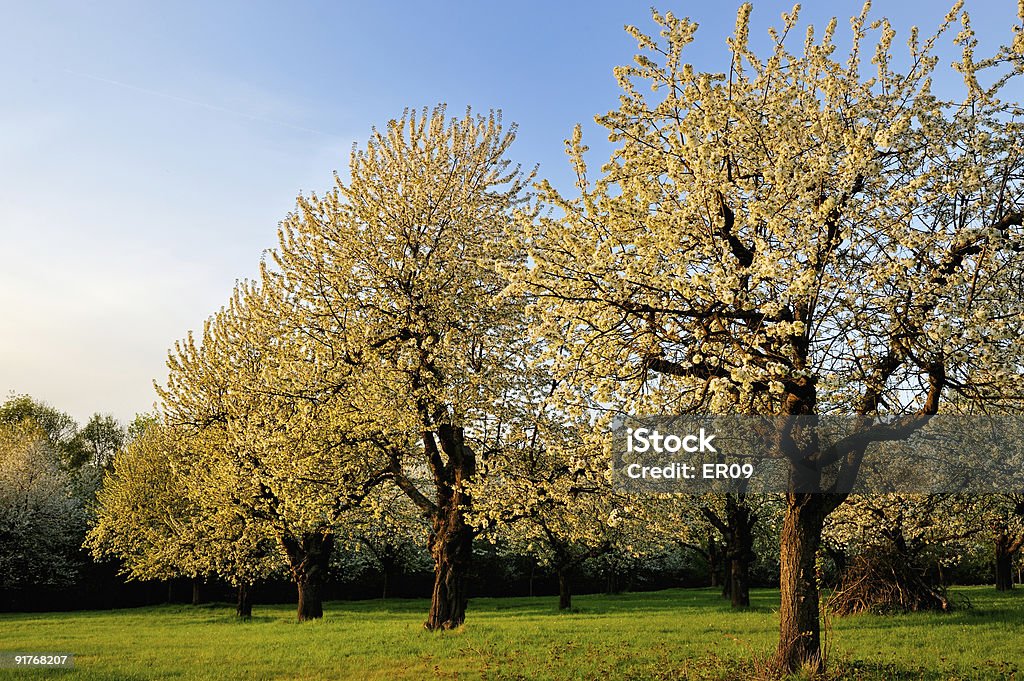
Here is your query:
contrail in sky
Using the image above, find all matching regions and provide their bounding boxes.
[63,68,338,138]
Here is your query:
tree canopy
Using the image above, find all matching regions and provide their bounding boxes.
[517,2,1024,671]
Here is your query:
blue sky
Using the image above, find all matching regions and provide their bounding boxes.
[1,1,1018,426]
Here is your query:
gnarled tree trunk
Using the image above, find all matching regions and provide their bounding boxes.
[422,424,476,631]
[775,493,829,674]
[282,531,334,621]
[425,500,473,629]
[728,537,753,607]
[996,553,1014,591]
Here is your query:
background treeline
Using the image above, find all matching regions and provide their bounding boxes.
[0,393,1018,613]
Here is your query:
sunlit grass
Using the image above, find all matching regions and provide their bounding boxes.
[0,587,1020,679]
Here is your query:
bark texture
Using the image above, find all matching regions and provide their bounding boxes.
[282,531,334,621]
[775,493,829,674]
[423,424,475,631]
[425,501,473,629]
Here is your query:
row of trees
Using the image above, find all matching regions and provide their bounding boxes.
[73,1,1024,674]
[3,397,1019,606]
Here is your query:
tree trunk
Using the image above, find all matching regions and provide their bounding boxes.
[557,569,572,611]
[380,552,396,600]
[423,424,475,631]
[707,534,721,589]
[297,577,323,620]
[775,493,829,674]
[166,580,173,604]
[729,555,751,608]
[725,495,755,608]
[281,531,334,621]
[823,545,847,582]
[424,500,473,630]
[191,577,201,606]
[529,560,536,598]
[236,584,252,619]
[606,568,617,595]
[995,533,1014,592]
[703,496,756,606]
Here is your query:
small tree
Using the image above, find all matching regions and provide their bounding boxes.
[80,414,125,470]
[1,395,88,469]
[473,440,644,611]
[333,487,431,599]
[86,420,283,617]
[0,421,87,596]
[973,493,1024,591]
[158,283,386,621]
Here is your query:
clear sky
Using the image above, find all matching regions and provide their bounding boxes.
[1,1,1018,426]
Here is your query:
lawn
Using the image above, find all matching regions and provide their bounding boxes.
[0,587,1021,680]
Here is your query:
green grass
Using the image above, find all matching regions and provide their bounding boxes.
[0,587,1021,680]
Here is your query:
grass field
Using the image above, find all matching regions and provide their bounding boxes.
[1,587,1022,680]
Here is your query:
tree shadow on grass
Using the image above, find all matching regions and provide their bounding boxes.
[473,588,781,618]
[630,653,999,681]
[0,671,154,681]
[825,658,1022,680]
[829,604,1024,632]
[664,654,1022,681]
[325,589,772,619]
